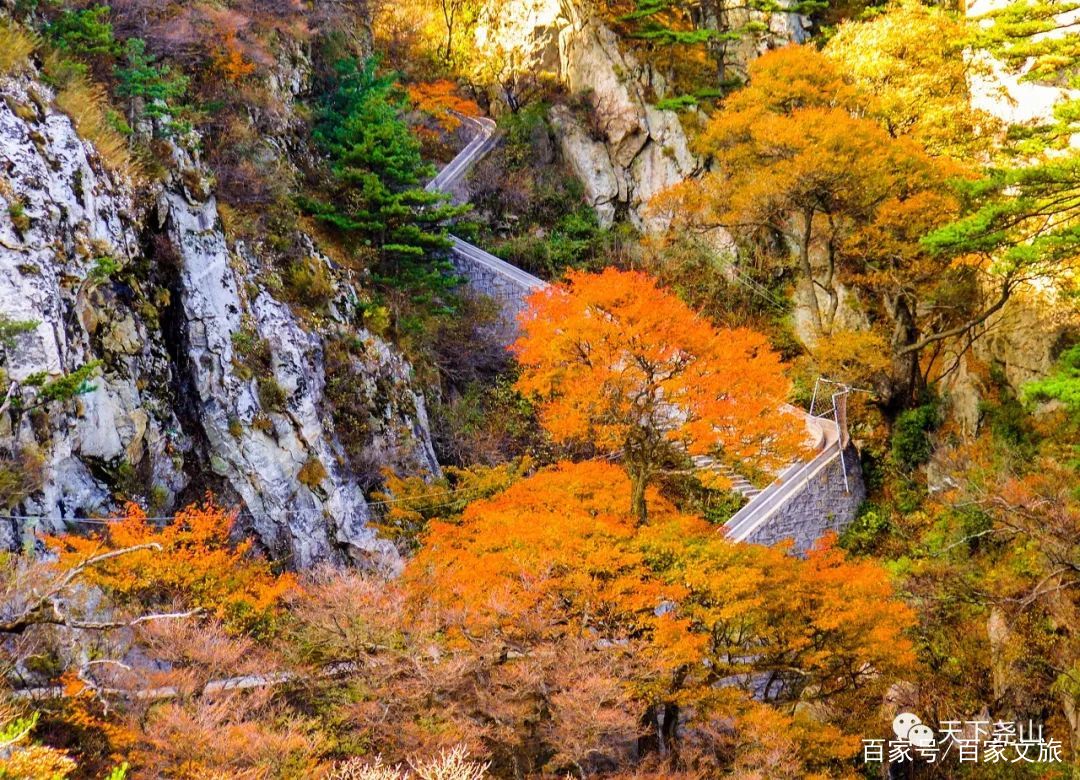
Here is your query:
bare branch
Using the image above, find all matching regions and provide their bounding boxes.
[0,543,163,635]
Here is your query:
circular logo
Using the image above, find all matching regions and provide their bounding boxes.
[893,712,922,741]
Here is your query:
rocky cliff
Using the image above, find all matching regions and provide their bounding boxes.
[475,0,807,232]
[0,60,438,567]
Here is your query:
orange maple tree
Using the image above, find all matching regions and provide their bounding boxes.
[47,499,295,636]
[407,460,916,773]
[513,268,804,522]
[407,79,481,131]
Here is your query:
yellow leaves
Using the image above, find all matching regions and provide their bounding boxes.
[718,45,862,119]
[372,459,532,549]
[0,742,78,780]
[804,329,892,388]
[825,0,998,158]
[46,499,295,636]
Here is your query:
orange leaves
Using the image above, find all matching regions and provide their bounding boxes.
[406,460,916,772]
[513,268,803,470]
[214,32,257,82]
[407,80,480,131]
[409,461,672,641]
[46,499,295,636]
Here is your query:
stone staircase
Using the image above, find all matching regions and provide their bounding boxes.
[689,455,763,500]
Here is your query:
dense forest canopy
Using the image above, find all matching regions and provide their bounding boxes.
[0,0,1078,777]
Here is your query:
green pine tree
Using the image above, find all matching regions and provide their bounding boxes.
[114,38,190,134]
[619,0,825,97]
[925,0,1080,307]
[307,57,467,303]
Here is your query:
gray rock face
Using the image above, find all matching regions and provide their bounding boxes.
[552,3,699,232]
[0,66,439,569]
[475,0,807,233]
[941,289,1078,434]
[0,73,186,536]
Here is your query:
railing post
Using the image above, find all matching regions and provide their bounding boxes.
[832,390,850,494]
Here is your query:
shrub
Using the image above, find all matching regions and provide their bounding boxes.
[7,200,30,233]
[45,6,117,59]
[891,401,941,470]
[257,375,287,412]
[839,502,891,554]
[328,746,489,780]
[0,18,37,76]
[284,257,335,308]
[89,254,120,283]
[46,499,297,637]
[0,446,45,510]
[0,710,78,779]
[231,324,272,380]
[21,360,102,407]
[493,206,614,278]
[0,315,37,349]
[323,335,373,469]
[298,456,328,490]
[372,458,531,551]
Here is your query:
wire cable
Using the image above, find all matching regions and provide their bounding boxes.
[0,483,493,527]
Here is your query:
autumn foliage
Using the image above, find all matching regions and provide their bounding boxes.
[404,461,916,775]
[652,45,973,407]
[407,79,481,131]
[513,268,805,520]
[46,499,295,636]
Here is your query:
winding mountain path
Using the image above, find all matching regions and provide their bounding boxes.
[429,114,863,551]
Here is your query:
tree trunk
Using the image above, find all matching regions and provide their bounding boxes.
[885,295,924,411]
[630,469,648,525]
[797,209,824,336]
[638,704,661,756]
[660,702,681,762]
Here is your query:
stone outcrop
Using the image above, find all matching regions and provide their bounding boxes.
[0,73,186,549]
[0,64,438,567]
[942,288,1078,434]
[475,0,807,232]
[550,1,698,232]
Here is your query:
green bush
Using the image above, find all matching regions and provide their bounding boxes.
[494,205,619,278]
[891,401,941,470]
[21,360,102,406]
[840,502,891,554]
[0,315,37,348]
[114,38,191,134]
[1025,343,1080,413]
[45,5,117,58]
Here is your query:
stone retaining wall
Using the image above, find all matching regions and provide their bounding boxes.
[742,445,865,553]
